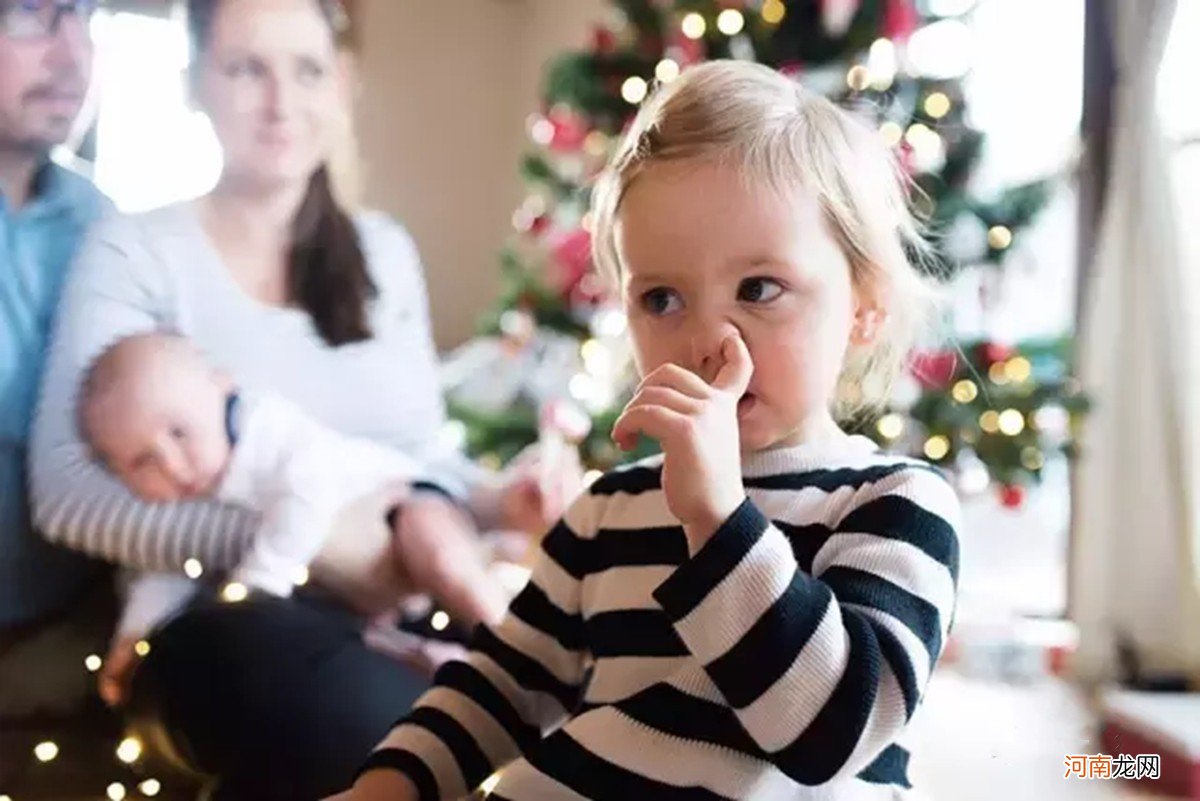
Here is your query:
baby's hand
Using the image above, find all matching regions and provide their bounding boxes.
[612,333,752,551]
[98,635,141,708]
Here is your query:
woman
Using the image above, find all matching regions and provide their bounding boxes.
[29,0,559,796]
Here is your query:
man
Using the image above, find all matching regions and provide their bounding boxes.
[0,0,112,723]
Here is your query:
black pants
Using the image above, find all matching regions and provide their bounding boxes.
[128,591,428,800]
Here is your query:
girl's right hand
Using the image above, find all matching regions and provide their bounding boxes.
[322,769,419,801]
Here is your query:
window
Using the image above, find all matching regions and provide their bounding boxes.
[88,10,221,212]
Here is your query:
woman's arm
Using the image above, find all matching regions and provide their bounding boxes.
[28,214,257,572]
[359,214,507,525]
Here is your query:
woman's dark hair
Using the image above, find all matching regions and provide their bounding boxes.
[186,0,374,346]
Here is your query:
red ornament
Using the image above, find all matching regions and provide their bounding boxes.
[977,341,1015,367]
[639,33,665,60]
[550,228,593,298]
[669,28,705,65]
[592,26,616,54]
[547,109,589,153]
[998,484,1026,509]
[778,61,805,79]
[882,0,919,42]
[909,349,958,390]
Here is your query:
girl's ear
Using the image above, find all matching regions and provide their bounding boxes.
[851,303,888,347]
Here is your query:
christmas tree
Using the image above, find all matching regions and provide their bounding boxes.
[442,0,1087,504]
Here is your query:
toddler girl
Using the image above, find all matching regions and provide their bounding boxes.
[337,60,961,801]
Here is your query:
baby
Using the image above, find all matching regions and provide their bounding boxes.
[78,332,509,646]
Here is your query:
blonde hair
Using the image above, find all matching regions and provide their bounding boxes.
[591,60,941,419]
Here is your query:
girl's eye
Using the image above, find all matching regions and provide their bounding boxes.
[170,426,186,441]
[639,287,683,316]
[738,277,784,304]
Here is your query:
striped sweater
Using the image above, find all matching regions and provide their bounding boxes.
[364,435,961,800]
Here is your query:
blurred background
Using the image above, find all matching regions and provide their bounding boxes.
[7,0,1200,799]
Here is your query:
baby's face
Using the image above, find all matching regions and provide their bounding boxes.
[89,352,232,503]
[615,160,861,452]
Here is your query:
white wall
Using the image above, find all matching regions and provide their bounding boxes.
[354,0,605,350]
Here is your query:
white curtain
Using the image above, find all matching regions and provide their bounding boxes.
[1072,0,1200,682]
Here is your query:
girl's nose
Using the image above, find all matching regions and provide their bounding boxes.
[690,319,742,384]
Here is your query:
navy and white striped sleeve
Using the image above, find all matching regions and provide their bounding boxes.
[652,465,960,786]
[359,488,603,799]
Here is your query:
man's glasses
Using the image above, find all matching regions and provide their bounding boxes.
[1,0,97,40]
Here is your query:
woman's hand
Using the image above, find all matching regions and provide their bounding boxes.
[322,769,420,801]
[392,495,509,628]
[611,333,753,552]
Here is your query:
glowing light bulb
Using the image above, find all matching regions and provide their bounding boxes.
[998,409,1026,436]
[876,413,905,440]
[621,76,648,104]
[952,380,978,404]
[924,91,952,119]
[655,58,680,83]
[681,13,706,40]
[762,0,786,24]
[116,737,142,765]
[924,436,951,461]
[717,9,745,35]
[988,225,1013,250]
